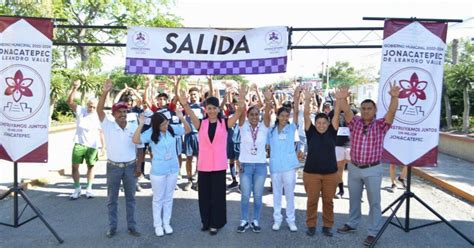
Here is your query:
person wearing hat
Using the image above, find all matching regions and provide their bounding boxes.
[97,79,143,238]
[179,85,246,235]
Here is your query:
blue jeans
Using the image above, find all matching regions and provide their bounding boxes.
[106,162,137,231]
[240,163,267,222]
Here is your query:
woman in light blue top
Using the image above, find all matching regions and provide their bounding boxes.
[133,111,191,237]
[268,87,302,232]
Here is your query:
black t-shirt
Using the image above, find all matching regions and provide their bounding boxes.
[304,124,338,174]
[200,118,228,143]
[328,109,358,147]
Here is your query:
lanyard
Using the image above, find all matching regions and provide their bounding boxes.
[250,124,259,148]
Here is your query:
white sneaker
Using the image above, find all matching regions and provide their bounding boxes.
[272,222,281,231]
[163,225,173,235]
[85,189,94,199]
[70,188,81,200]
[288,222,298,232]
[155,227,164,237]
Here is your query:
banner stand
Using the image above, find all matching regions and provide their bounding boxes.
[0,162,63,244]
[369,167,473,247]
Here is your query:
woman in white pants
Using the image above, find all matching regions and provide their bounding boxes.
[268,87,303,232]
[133,111,191,237]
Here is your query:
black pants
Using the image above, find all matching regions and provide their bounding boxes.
[198,170,227,229]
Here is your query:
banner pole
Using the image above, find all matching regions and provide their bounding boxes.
[404,166,412,232]
[13,162,18,227]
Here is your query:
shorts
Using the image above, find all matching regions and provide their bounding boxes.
[183,132,199,157]
[175,136,183,155]
[72,143,98,167]
[335,146,351,162]
[227,143,240,160]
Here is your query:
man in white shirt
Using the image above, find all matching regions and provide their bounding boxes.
[67,80,103,199]
[97,79,143,238]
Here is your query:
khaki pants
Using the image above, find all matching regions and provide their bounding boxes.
[303,172,338,228]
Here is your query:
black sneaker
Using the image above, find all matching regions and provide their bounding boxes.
[227,181,239,190]
[306,227,316,236]
[397,177,406,188]
[250,221,261,233]
[191,182,198,191]
[128,228,141,237]
[337,224,356,234]
[322,227,333,237]
[237,221,249,233]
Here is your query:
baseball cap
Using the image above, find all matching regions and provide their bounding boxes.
[112,102,129,113]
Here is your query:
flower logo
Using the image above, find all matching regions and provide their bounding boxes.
[4,70,34,103]
[398,72,427,106]
[265,30,283,47]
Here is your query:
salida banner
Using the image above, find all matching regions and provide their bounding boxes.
[0,17,53,162]
[125,26,288,75]
[376,20,447,167]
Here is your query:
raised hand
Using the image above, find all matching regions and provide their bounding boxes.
[335,86,350,99]
[294,86,302,100]
[124,83,129,90]
[72,80,81,89]
[303,88,312,100]
[389,81,401,97]
[178,90,188,105]
[239,84,248,98]
[264,88,273,101]
[103,79,113,92]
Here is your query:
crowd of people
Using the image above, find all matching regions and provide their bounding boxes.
[67,76,401,246]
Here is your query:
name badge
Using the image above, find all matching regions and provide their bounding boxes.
[278,134,287,140]
[337,127,350,136]
[144,117,151,125]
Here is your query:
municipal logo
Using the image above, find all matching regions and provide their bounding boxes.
[382,67,437,125]
[133,31,149,47]
[0,65,46,121]
[265,30,283,47]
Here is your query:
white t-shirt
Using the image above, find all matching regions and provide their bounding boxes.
[238,121,269,164]
[74,106,102,148]
[101,116,142,162]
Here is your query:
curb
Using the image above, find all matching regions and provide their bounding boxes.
[412,167,474,203]
[49,123,76,134]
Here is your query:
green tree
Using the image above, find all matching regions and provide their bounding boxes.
[318,61,367,88]
[445,39,474,133]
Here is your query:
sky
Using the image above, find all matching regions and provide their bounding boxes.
[105,0,473,85]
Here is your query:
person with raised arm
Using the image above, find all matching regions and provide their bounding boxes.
[97,79,143,239]
[67,80,102,199]
[235,88,272,233]
[302,87,341,237]
[179,85,246,235]
[268,86,303,232]
[132,109,191,237]
[336,84,400,247]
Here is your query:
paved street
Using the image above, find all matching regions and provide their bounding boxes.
[0,130,473,247]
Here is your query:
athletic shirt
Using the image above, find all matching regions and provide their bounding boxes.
[73,106,102,148]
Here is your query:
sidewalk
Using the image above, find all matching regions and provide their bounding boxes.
[413,153,474,203]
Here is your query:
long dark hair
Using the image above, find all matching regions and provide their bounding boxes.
[150,112,175,144]
[203,96,224,122]
[271,107,291,134]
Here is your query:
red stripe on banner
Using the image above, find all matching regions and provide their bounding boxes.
[0,145,13,161]
[383,20,411,39]
[382,146,438,167]
[420,22,447,42]
[0,17,53,40]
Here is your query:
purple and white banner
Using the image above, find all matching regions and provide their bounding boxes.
[125,26,288,75]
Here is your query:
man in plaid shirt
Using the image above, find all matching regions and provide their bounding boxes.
[335,84,400,247]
